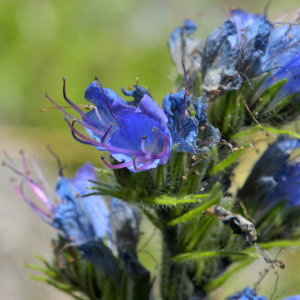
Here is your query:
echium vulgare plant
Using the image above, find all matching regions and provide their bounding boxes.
[5,5,300,300]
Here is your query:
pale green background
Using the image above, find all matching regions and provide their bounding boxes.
[1,0,300,299]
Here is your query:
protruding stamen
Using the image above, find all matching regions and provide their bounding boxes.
[146,134,159,159]
[101,156,134,169]
[65,118,144,155]
[154,132,169,159]
[46,145,64,177]
[45,93,105,137]
[132,156,155,171]
[62,77,95,127]
[20,150,29,175]
[101,123,114,143]
[141,136,148,154]
[70,121,95,145]
[95,106,109,129]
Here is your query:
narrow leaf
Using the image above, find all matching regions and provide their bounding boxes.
[167,196,219,226]
[263,126,300,139]
[230,125,261,139]
[23,264,57,278]
[209,143,250,175]
[203,258,254,293]
[172,251,259,263]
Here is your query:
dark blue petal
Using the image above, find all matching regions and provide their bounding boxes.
[110,198,141,254]
[121,85,152,107]
[70,163,111,241]
[107,95,172,170]
[77,240,120,283]
[225,286,267,300]
[169,19,202,74]
[239,136,300,209]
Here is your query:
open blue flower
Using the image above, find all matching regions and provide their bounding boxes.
[225,286,300,300]
[5,151,111,245]
[45,79,172,172]
[239,136,300,209]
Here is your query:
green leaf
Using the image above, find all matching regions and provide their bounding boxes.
[172,251,259,263]
[230,125,261,139]
[144,197,200,206]
[196,72,202,98]
[263,126,300,139]
[253,79,287,115]
[209,143,250,175]
[167,196,219,226]
[203,258,254,293]
[29,276,87,300]
[244,240,300,252]
[274,94,294,113]
[23,264,57,278]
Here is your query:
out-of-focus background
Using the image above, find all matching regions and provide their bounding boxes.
[1,0,300,299]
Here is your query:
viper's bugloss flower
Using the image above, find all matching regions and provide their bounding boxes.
[45,79,172,172]
[225,286,267,300]
[4,151,110,245]
[239,136,300,210]
[109,198,141,256]
[168,20,202,77]
[121,84,152,107]
[225,286,300,300]
[229,9,300,99]
[162,91,220,155]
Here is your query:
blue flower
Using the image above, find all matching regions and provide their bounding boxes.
[225,286,300,300]
[168,19,202,76]
[239,136,300,209]
[163,90,199,153]
[121,85,152,107]
[229,9,300,98]
[109,198,141,256]
[225,286,267,300]
[45,78,172,172]
[4,151,111,245]
[162,89,221,156]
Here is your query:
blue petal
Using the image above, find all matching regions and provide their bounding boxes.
[70,163,111,241]
[121,85,152,107]
[108,95,172,170]
[225,286,267,300]
[77,240,120,282]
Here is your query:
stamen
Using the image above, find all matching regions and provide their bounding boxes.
[95,75,115,120]
[19,179,54,224]
[46,145,64,177]
[101,156,134,169]
[20,150,29,175]
[62,77,95,127]
[132,156,155,171]
[141,136,148,154]
[154,132,169,159]
[1,150,20,171]
[101,123,114,143]
[181,60,188,127]
[95,106,109,129]
[45,93,106,137]
[32,158,58,203]
[65,118,144,156]
[70,121,95,145]
[146,134,159,159]
[4,161,55,212]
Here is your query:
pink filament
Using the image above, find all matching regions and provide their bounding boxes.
[133,157,155,171]
[66,119,144,156]
[154,132,169,159]
[45,93,106,137]
[95,106,109,129]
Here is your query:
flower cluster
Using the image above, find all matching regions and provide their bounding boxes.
[5,4,300,300]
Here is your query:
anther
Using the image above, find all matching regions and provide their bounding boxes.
[182,176,187,180]
[200,126,205,130]
[233,147,240,152]
[259,98,263,102]
[265,132,270,137]
[109,122,114,126]
[142,136,148,139]
[101,155,105,160]
[192,155,197,161]
[186,90,190,96]
[289,34,293,40]
[95,75,99,80]
[64,116,69,122]
[63,77,67,81]
[152,127,158,133]
[136,77,139,85]
[75,192,80,197]
[240,146,244,150]
[2,161,6,166]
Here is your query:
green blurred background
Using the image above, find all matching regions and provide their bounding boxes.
[1,0,300,299]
